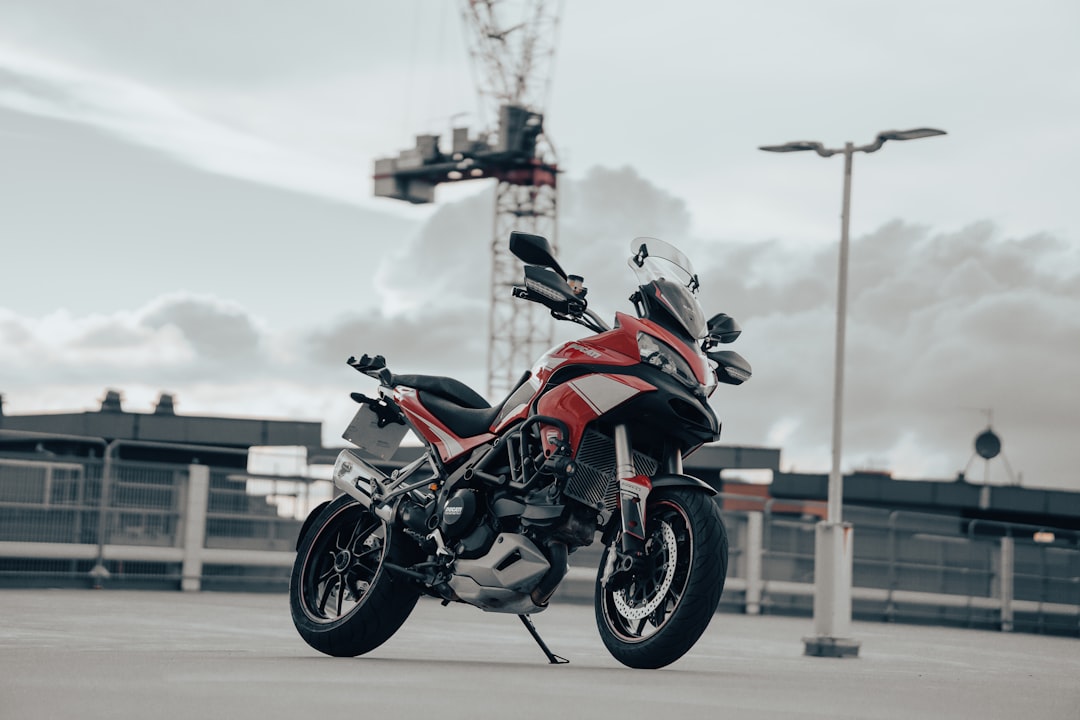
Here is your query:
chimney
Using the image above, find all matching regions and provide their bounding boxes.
[100,389,124,413]
[154,393,177,416]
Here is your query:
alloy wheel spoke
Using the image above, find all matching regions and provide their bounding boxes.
[317,577,337,614]
[346,519,377,553]
[352,560,377,577]
[354,544,380,561]
[334,527,351,552]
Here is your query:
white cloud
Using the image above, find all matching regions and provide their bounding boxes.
[0,44,376,209]
[3,161,1078,491]
[0,295,269,382]
[0,307,195,372]
[703,220,1080,489]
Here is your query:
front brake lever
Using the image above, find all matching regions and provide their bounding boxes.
[347,354,386,372]
[346,355,392,385]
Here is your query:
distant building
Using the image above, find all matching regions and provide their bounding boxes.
[1,390,1077,636]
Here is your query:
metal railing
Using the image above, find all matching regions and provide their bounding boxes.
[1,449,1077,635]
[714,493,1080,636]
[0,447,308,590]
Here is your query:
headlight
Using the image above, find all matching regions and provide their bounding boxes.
[637,332,701,391]
[703,357,719,397]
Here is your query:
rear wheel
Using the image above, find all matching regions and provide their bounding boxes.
[594,488,728,669]
[290,495,420,657]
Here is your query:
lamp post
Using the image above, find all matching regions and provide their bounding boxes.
[760,127,946,657]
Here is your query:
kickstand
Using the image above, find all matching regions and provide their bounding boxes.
[518,614,569,665]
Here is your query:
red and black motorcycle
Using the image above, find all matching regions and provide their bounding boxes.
[290,232,751,668]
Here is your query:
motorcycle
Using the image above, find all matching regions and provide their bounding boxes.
[289,232,751,669]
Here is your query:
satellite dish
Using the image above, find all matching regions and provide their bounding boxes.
[974,428,1001,460]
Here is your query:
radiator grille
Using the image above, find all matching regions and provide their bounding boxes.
[564,430,658,512]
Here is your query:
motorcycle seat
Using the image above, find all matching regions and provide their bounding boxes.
[391,374,490,409]
[417,391,501,438]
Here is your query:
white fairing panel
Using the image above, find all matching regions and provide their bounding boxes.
[567,374,642,415]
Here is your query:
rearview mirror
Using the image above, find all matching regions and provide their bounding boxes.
[510,231,567,280]
[706,313,741,344]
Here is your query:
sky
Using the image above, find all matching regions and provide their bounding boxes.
[1,1,1078,490]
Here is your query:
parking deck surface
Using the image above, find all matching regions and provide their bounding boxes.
[1,589,1077,719]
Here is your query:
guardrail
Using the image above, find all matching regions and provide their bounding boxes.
[713,493,1080,636]
[0,450,1077,635]
[0,443,313,591]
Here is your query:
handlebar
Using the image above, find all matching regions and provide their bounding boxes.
[514,285,609,334]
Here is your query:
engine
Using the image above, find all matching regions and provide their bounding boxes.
[438,489,496,559]
[393,423,618,613]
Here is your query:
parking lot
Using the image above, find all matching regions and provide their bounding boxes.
[1,589,1077,719]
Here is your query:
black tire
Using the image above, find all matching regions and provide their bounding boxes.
[594,488,728,669]
[290,495,420,657]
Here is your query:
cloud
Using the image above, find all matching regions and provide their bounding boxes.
[373,189,495,313]
[370,166,696,315]
[0,44,372,208]
[3,160,1078,490]
[307,305,488,382]
[139,296,263,361]
[362,167,1079,490]
[0,295,266,384]
[562,166,693,244]
[701,220,1080,489]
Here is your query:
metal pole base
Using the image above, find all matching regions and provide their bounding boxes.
[803,635,861,658]
[805,521,861,658]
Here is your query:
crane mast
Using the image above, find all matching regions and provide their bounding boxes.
[373,0,561,399]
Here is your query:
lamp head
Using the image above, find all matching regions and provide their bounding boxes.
[759,141,826,153]
[876,128,947,143]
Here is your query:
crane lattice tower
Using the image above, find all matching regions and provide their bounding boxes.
[373,0,562,398]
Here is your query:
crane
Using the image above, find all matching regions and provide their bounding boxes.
[373,0,562,399]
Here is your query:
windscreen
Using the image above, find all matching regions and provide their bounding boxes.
[628,237,707,339]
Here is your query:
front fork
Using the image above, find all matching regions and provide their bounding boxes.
[614,424,650,552]
[602,425,685,587]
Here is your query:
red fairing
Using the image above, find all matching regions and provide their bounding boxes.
[392,387,494,463]
[491,328,640,434]
[536,374,655,453]
[390,309,704,464]
[493,311,707,444]
[612,312,712,386]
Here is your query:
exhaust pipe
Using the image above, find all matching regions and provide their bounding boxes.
[530,541,568,607]
[332,449,388,508]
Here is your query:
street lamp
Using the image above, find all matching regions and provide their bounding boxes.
[760,127,946,657]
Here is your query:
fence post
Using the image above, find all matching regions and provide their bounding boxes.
[745,511,764,615]
[1000,534,1014,632]
[886,511,899,622]
[181,464,210,592]
[90,441,120,587]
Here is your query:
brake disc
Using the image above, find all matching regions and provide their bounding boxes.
[612,521,678,621]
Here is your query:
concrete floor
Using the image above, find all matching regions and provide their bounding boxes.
[1,589,1077,720]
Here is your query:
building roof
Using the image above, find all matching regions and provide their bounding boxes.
[0,391,322,454]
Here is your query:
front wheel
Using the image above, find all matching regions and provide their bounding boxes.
[594,488,728,669]
[290,495,420,657]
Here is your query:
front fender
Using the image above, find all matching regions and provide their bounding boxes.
[649,473,717,496]
[603,472,718,550]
